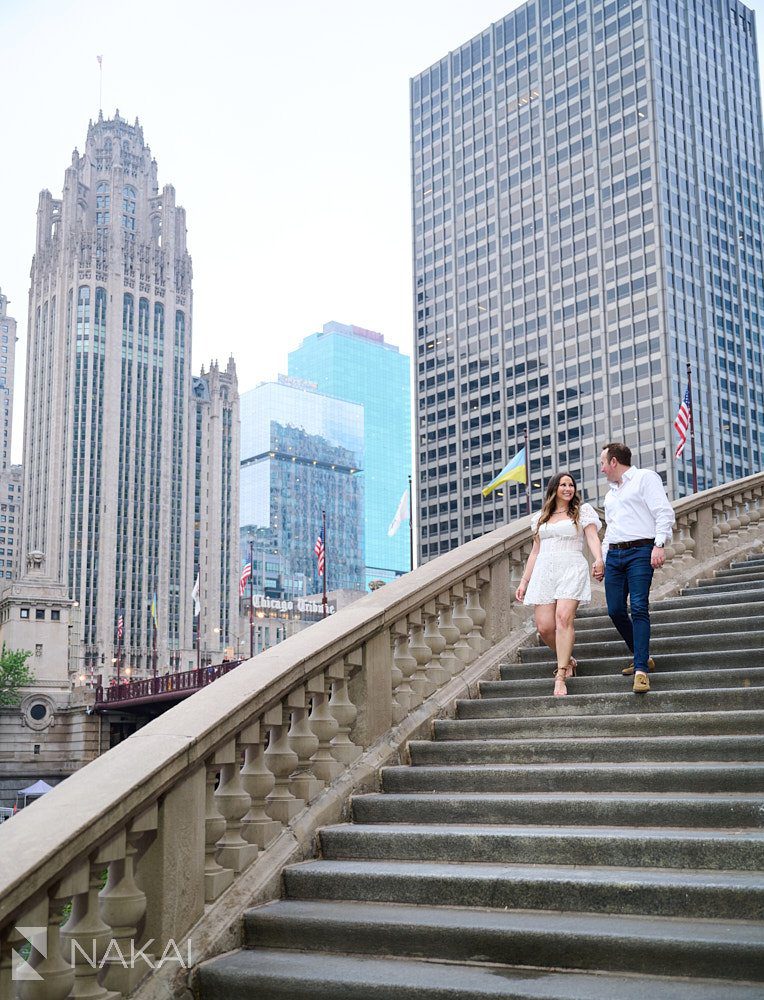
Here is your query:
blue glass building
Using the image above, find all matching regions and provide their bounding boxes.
[411,0,764,561]
[289,321,412,585]
[240,376,365,595]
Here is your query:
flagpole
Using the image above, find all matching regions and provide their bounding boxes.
[687,361,699,494]
[249,537,254,659]
[117,615,121,685]
[152,608,157,679]
[524,426,531,516]
[196,580,201,671]
[408,474,414,571]
[322,509,328,619]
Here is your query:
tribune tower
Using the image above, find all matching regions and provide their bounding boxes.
[22,111,194,677]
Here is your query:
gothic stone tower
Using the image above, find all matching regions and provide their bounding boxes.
[22,111,194,678]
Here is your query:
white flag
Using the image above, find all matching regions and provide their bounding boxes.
[191,574,200,617]
[387,489,409,537]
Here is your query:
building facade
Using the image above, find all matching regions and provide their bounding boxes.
[0,291,20,582]
[191,359,240,665]
[240,375,365,596]
[289,321,412,585]
[21,112,194,676]
[411,0,764,561]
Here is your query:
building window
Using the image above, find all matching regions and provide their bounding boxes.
[20,608,29,619]
[51,609,61,621]
[35,609,45,621]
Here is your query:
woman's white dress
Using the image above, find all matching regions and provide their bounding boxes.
[523,503,602,606]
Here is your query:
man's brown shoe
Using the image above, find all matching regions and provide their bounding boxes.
[633,672,650,693]
[622,657,655,676]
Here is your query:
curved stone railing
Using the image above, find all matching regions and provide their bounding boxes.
[1,471,762,999]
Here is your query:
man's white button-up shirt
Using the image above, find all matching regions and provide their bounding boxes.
[602,466,675,560]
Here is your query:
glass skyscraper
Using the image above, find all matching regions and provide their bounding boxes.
[240,376,365,595]
[411,0,764,562]
[289,321,412,585]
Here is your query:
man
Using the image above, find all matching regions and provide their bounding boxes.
[593,443,675,693]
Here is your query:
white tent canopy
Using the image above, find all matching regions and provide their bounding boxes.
[17,779,54,798]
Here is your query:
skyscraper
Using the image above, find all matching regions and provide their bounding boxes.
[191,359,240,664]
[411,0,764,562]
[0,290,20,581]
[289,321,412,585]
[240,376,365,595]
[21,112,194,674]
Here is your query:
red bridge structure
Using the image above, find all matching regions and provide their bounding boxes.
[94,660,244,711]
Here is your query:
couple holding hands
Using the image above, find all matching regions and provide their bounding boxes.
[515,442,675,697]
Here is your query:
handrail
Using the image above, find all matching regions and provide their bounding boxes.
[0,471,762,997]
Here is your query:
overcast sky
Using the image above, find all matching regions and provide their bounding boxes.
[3,0,764,465]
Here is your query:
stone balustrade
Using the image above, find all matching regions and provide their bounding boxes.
[0,471,762,999]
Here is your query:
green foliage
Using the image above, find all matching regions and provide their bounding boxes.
[0,645,34,707]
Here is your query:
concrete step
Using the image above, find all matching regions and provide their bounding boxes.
[517,634,764,664]
[731,556,764,568]
[572,603,764,633]
[381,761,764,795]
[408,733,764,766]
[534,615,764,648]
[240,899,764,983]
[318,822,764,872]
[282,857,764,920]
[482,665,764,699]
[576,587,764,619]
[434,708,764,740]
[194,947,764,1000]
[717,564,764,578]
[697,571,764,586]
[457,686,764,720]
[683,579,764,596]
[351,791,764,829]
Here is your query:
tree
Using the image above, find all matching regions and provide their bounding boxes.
[0,645,34,707]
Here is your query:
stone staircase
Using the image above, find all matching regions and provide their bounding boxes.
[195,556,764,999]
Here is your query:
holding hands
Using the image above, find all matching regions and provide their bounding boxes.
[592,558,605,582]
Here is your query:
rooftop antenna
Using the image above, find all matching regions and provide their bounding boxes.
[97,54,103,112]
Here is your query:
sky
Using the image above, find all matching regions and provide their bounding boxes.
[0,0,520,463]
[4,0,764,466]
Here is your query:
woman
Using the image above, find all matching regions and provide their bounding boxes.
[515,473,604,697]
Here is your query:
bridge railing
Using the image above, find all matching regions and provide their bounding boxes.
[95,660,243,708]
[1,472,762,998]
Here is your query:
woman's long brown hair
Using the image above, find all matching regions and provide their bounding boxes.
[535,472,581,533]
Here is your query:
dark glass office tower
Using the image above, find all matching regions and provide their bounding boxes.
[411,0,764,561]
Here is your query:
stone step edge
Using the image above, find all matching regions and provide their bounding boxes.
[194,948,764,1000]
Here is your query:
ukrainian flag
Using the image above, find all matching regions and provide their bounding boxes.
[151,593,159,629]
[482,448,527,497]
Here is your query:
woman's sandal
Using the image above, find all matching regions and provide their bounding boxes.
[553,668,568,697]
[552,657,577,680]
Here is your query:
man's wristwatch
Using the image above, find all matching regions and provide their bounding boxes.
[654,542,665,548]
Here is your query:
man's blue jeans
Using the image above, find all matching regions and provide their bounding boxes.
[605,546,655,673]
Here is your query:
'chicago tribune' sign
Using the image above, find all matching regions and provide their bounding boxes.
[251,595,336,615]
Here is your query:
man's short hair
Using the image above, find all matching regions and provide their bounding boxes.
[603,442,632,466]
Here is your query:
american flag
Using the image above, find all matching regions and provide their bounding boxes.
[239,562,252,597]
[117,613,124,641]
[674,386,691,458]
[314,529,325,577]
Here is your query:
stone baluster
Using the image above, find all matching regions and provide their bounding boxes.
[203,754,235,902]
[61,838,124,999]
[452,589,475,665]
[392,623,417,712]
[423,603,448,688]
[288,680,323,804]
[408,615,432,700]
[309,671,344,782]
[437,594,460,679]
[240,721,281,849]
[389,631,405,723]
[737,492,752,537]
[329,656,363,765]
[465,577,487,655]
[16,886,74,1000]
[712,500,728,552]
[264,699,305,824]
[0,921,21,1000]
[747,490,762,534]
[99,804,158,995]
[215,737,258,874]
